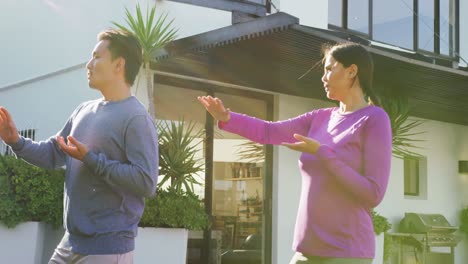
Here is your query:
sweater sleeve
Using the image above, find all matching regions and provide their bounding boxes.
[9,120,72,169]
[316,108,392,208]
[219,111,315,145]
[83,115,159,198]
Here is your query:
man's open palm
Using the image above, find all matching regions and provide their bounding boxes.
[57,135,88,161]
[0,107,19,145]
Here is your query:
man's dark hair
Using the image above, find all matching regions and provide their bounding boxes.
[98,29,143,86]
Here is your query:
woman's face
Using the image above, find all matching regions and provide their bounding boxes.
[321,55,354,101]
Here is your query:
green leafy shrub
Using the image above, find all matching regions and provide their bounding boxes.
[0,155,64,228]
[140,188,209,230]
[372,209,392,235]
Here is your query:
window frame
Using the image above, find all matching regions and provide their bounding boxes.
[153,77,274,264]
[403,156,428,200]
[404,158,420,196]
[327,0,460,62]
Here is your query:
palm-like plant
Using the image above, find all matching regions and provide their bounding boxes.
[112,4,178,120]
[156,119,205,194]
[380,95,425,160]
[235,141,264,163]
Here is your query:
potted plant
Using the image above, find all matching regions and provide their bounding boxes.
[0,154,65,264]
[371,209,392,236]
[143,119,208,232]
[371,209,392,264]
[135,119,209,264]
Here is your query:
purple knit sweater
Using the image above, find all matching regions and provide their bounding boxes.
[219,105,392,258]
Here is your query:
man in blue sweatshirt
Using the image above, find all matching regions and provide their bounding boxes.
[0,29,158,263]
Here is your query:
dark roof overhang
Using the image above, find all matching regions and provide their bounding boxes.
[152,12,468,126]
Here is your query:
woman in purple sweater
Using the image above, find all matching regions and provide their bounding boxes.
[198,43,392,264]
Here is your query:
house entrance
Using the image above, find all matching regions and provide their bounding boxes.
[155,83,272,264]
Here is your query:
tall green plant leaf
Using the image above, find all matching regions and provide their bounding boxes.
[112,3,178,121]
[380,94,425,160]
[112,4,178,65]
[235,141,265,163]
[156,119,205,194]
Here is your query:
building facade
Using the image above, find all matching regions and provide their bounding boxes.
[1,1,467,264]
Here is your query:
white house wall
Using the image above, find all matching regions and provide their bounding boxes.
[0,0,231,131]
[1,1,468,264]
[0,67,98,141]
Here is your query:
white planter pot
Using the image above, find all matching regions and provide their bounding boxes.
[135,227,188,264]
[373,233,384,264]
[0,221,46,264]
[41,225,65,264]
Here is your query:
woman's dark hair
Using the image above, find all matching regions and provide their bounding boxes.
[322,43,380,106]
[98,29,143,86]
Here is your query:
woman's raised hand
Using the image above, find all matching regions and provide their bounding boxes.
[197,96,231,122]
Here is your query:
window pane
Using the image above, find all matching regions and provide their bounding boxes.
[418,0,435,52]
[404,158,420,196]
[348,0,369,34]
[154,85,271,263]
[328,0,342,27]
[440,0,456,56]
[154,85,207,198]
[373,0,414,50]
[213,92,267,262]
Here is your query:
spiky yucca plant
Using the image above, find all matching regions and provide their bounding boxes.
[235,141,264,163]
[112,4,177,120]
[380,95,425,160]
[156,119,205,194]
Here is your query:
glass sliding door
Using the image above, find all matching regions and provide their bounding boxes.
[154,83,272,264]
[212,92,269,264]
[154,84,209,264]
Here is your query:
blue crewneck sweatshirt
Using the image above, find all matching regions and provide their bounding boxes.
[10,96,159,255]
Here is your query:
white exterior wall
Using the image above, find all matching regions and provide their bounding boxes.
[1,0,468,264]
[0,0,231,135]
[0,68,98,141]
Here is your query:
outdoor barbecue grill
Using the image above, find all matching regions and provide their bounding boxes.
[387,212,462,264]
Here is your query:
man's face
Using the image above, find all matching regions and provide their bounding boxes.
[86,40,119,90]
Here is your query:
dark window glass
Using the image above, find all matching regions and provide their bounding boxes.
[348,0,369,34]
[373,0,414,49]
[440,0,456,56]
[328,0,342,27]
[404,158,420,196]
[418,0,435,52]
